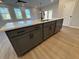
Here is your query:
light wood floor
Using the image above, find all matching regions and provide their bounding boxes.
[0,26,79,59]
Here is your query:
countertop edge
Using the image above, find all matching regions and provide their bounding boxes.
[0,18,63,32]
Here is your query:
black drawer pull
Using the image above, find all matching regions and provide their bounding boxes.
[17,30,25,34]
[35,27,40,29]
[49,26,52,30]
[29,33,34,39]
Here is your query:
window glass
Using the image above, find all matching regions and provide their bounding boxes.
[25,9,31,18]
[0,7,11,20]
[44,10,53,19]
[48,10,53,19]
[14,8,23,19]
[44,11,48,19]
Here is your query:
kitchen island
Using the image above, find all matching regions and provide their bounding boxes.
[0,18,63,56]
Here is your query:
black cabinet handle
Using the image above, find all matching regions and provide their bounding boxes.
[49,26,52,30]
[29,33,34,39]
[17,30,25,34]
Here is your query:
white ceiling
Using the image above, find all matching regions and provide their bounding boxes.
[2,0,59,7]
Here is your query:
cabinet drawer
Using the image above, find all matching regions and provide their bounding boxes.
[51,21,56,25]
[25,24,41,31]
[55,19,63,33]
[6,28,27,38]
[6,24,42,38]
[43,22,51,27]
[9,33,33,56]
[29,26,43,46]
[6,24,43,56]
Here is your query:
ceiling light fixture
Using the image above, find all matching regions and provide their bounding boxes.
[16,0,27,3]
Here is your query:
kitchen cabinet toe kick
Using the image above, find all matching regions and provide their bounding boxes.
[5,19,63,57]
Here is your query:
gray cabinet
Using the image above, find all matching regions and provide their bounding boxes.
[55,19,63,33]
[5,19,63,57]
[43,21,56,39]
[51,21,56,35]
[43,22,52,39]
[12,33,32,56]
[6,24,43,56]
[30,25,43,47]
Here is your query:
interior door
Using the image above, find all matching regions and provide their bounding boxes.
[63,1,75,26]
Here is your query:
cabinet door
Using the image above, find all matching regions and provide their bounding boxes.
[29,25,43,47]
[58,19,63,29]
[51,21,56,35]
[55,19,63,33]
[6,25,43,56]
[43,22,52,39]
[7,32,32,56]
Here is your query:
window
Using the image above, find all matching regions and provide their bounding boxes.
[44,10,53,19]
[44,11,48,19]
[0,7,11,20]
[25,9,31,18]
[48,10,53,19]
[14,8,23,19]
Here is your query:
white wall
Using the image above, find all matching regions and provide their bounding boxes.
[41,1,59,18]
[58,0,76,18]
[0,4,39,21]
[63,0,76,26]
[58,0,79,28]
[0,4,40,27]
[69,0,79,28]
[0,0,59,28]
[31,8,40,20]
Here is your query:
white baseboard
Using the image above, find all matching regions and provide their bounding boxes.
[67,26,79,29]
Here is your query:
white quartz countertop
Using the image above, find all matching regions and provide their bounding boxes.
[0,18,63,32]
